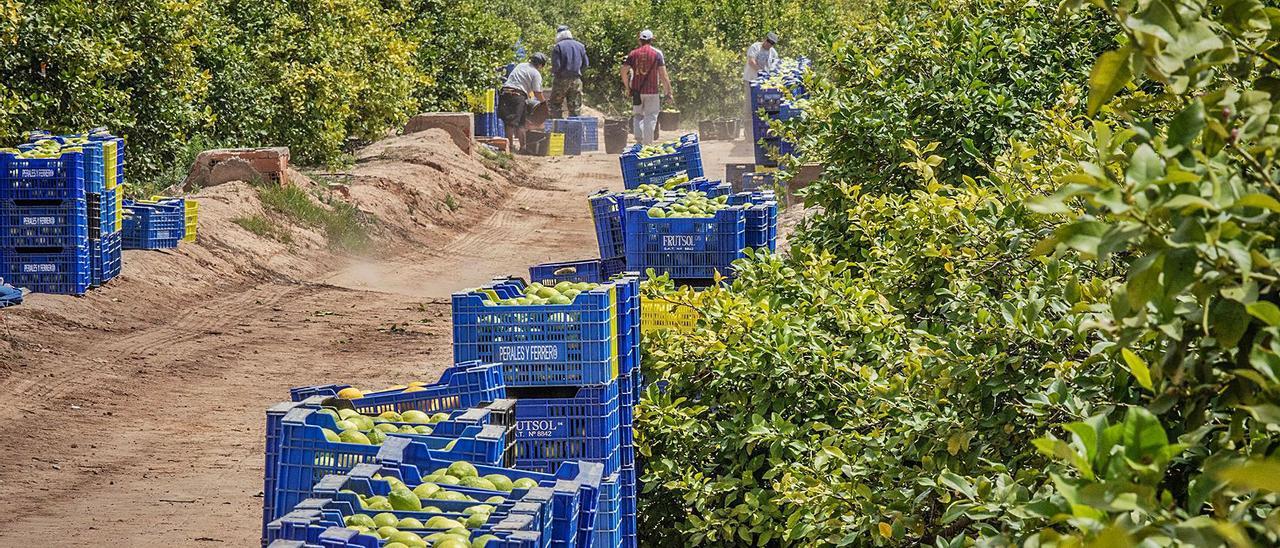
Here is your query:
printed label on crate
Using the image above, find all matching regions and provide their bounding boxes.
[155,231,171,239]
[20,216,57,226]
[19,168,56,178]
[497,344,560,362]
[660,234,698,252]
[21,263,57,273]
[515,418,569,439]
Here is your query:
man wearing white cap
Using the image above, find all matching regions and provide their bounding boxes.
[620,29,673,145]
[744,32,780,140]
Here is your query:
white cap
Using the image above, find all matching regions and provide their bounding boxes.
[639,29,654,40]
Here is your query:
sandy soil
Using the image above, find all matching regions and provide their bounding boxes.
[0,129,760,546]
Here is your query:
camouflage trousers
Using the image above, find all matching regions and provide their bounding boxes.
[549,76,583,118]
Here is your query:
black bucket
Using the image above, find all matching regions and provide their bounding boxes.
[524,130,551,156]
[658,111,681,131]
[604,119,629,154]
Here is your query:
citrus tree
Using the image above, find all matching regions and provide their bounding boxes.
[637,0,1280,545]
[1,0,516,184]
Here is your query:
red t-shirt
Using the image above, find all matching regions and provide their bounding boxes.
[625,45,666,95]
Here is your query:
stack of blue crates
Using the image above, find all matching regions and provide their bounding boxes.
[453,274,641,547]
[475,89,506,138]
[543,119,585,156]
[476,112,505,138]
[750,57,810,166]
[0,149,91,295]
[568,116,599,152]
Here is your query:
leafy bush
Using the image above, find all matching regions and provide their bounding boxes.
[801,0,1114,195]
[638,0,1280,545]
[0,0,516,187]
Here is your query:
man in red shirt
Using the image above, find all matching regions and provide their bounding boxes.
[620,29,673,145]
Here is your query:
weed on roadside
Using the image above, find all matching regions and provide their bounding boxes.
[254,183,373,251]
[232,215,293,243]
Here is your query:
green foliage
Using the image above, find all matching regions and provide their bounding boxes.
[639,0,1280,545]
[1,0,516,185]
[801,0,1114,195]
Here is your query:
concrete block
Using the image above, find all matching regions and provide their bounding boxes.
[405,112,475,154]
[186,147,291,188]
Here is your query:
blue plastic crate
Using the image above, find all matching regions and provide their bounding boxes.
[75,140,107,193]
[529,259,603,286]
[527,258,626,287]
[587,473,622,548]
[614,278,640,376]
[267,359,509,533]
[268,407,512,533]
[270,507,544,548]
[86,131,125,189]
[619,135,704,189]
[0,151,87,200]
[590,192,626,261]
[452,282,620,388]
[0,246,91,295]
[623,205,747,280]
[678,178,732,198]
[620,466,636,548]
[512,380,622,477]
[745,202,778,251]
[754,137,795,167]
[122,200,185,250]
[546,119,585,156]
[568,116,599,152]
[477,112,506,138]
[288,361,507,408]
[376,437,604,548]
[290,466,553,544]
[750,85,786,113]
[0,198,88,249]
[87,188,117,237]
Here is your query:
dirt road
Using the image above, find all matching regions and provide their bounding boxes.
[0,133,754,546]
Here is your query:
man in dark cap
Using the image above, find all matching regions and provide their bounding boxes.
[498,52,548,152]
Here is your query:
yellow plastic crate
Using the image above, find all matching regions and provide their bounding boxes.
[114,188,123,231]
[641,295,700,334]
[184,199,198,242]
[147,194,197,242]
[610,287,620,380]
[547,133,565,156]
[102,140,119,190]
[482,88,496,113]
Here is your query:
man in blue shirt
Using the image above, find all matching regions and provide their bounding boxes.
[549,26,589,118]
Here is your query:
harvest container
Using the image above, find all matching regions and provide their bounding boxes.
[618,134,704,189]
[0,245,91,295]
[452,280,623,388]
[623,205,747,281]
[122,198,185,249]
[639,295,700,334]
[266,362,510,543]
[267,406,514,537]
[0,198,88,249]
[0,150,86,200]
[511,381,622,476]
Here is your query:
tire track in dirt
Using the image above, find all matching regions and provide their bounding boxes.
[0,138,755,547]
